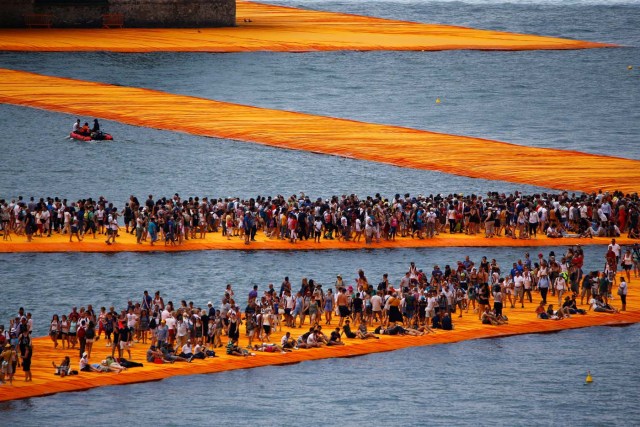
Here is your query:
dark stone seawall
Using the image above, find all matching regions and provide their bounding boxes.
[0,0,236,28]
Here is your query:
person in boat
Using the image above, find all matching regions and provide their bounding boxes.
[72,119,80,133]
[79,122,91,136]
[90,119,102,138]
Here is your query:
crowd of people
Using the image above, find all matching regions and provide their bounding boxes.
[1,244,633,384]
[1,189,639,245]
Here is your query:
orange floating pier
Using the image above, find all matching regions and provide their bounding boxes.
[0,228,635,254]
[0,1,614,53]
[1,290,638,402]
[1,68,639,194]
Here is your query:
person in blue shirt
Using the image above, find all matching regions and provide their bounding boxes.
[148,216,159,246]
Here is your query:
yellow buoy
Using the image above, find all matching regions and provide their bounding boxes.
[628,65,633,70]
[436,97,441,104]
[586,371,593,383]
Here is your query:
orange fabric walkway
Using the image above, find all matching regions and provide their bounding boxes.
[0,228,635,253]
[1,68,638,194]
[1,288,638,402]
[0,1,613,53]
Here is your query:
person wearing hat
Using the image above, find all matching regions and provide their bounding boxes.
[79,351,91,372]
[1,343,15,384]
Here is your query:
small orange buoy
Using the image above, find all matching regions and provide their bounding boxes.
[585,371,593,384]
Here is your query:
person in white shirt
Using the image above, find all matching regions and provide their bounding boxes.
[55,204,64,232]
[164,313,176,346]
[554,273,567,306]
[105,212,119,245]
[609,239,621,263]
[354,217,362,242]
[314,217,322,243]
[528,210,539,238]
[179,340,194,361]
[579,204,589,220]
[192,343,206,359]
[96,208,105,234]
[126,310,137,345]
[597,206,608,227]
[79,353,91,372]
[63,208,71,235]
[513,271,525,308]
[399,272,411,290]
[370,292,383,324]
[522,269,533,304]
[175,317,189,350]
[425,293,437,320]
[306,331,321,347]
[617,277,628,311]
[537,205,548,233]
[41,208,50,236]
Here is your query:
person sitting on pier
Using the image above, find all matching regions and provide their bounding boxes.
[280,331,296,349]
[178,339,195,362]
[100,357,126,373]
[588,295,618,313]
[480,307,506,325]
[226,340,254,356]
[546,304,571,320]
[357,322,379,339]
[562,295,586,315]
[147,345,172,364]
[341,319,357,339]
[305,329,323,348]
[375,322,425,336]
[546,224,562,238]
[535,302,550,319]
[79,353,109,373]
[52,356,72,376]
[253,343,289,353]
[327,327,345,345]
[160,343,190,362]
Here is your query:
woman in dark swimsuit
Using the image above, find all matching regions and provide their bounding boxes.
[477,283,490,320]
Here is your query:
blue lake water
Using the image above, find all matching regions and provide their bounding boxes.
[0,0,639,424]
